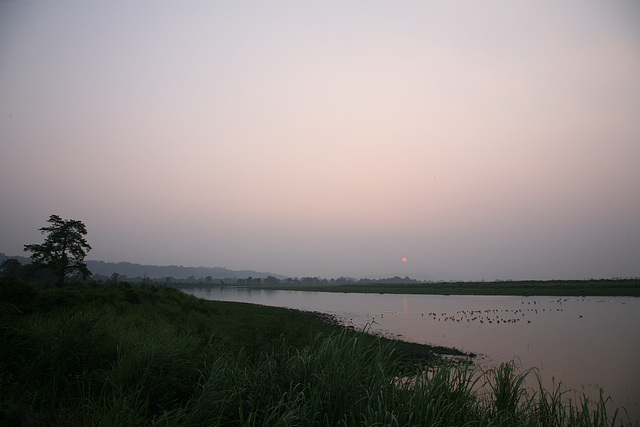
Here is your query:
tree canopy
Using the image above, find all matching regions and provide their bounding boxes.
[24,214,92,286]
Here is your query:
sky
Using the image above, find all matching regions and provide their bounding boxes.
[1,1,639,281]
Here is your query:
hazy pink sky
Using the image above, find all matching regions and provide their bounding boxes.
[1,1,639,280]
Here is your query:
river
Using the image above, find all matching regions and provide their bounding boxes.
[185,286,640,423]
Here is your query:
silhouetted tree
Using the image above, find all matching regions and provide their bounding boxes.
[23,214,92,287]
[263,276,280,285]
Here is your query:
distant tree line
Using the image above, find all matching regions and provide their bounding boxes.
[6,215,638,288]
[234,276,423,286]
[1,257,92,285]
[1,257,430,287]
[86,260,283,282]
[5,255,638,288]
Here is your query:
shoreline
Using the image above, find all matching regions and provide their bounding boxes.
[246,278,640,297]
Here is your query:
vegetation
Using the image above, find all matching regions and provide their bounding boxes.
[257,279,640,297]
[1,278,633,426]
[23,214,92,287]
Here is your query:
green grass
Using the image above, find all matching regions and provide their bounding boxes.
[0,278,634,426]
[256,278,640,296]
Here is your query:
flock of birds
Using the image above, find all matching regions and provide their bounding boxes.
[364,298,579,326]
[418,306,565,324]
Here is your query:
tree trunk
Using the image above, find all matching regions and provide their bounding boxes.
[57,270,65,287]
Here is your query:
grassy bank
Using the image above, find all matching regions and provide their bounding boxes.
[0,278,633,426]
[256,279,640,296]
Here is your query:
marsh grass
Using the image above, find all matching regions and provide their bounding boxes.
[0,278,633,426]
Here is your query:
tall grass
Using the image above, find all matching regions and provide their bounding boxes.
[0,278,633,426]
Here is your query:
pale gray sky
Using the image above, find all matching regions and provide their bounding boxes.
[1,1,639,280]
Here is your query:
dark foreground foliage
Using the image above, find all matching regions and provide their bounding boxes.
[0,278,632,426]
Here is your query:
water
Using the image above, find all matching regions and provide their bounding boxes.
[186,287,640,423]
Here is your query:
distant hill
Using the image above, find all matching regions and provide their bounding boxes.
[85,260,286,281]
[0,253,286,281]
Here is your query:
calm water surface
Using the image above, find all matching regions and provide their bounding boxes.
[186,287,640,423]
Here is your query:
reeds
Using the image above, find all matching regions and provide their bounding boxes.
[0,278,633,426]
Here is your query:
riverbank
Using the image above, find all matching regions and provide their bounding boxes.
[1,278,633,426]
[254,278,640,296]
